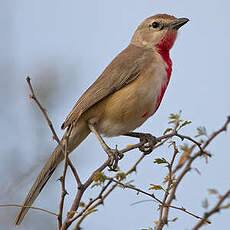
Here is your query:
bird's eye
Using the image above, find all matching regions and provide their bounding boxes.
[152,21,160,28]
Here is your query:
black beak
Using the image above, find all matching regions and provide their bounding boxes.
[170,18,189,30]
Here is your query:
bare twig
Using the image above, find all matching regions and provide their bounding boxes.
[192,190,230,230]
[58,128,72,229]
[67,159,82,187]
[0,204,58,216]
[26,77,81,227]
[156,142,179,229]
[61,158,111,230]
[202,116,230,149]
[160,116,230,228]
[68,151,150,227]
[26,76,60,144]
[70,181,112,224]
[26,77,80,179]
[157,132,208,157]
[108,178,207,223]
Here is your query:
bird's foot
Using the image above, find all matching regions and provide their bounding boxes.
[123,131,157,154]
[106,147,124,171]
[138,133,157,155]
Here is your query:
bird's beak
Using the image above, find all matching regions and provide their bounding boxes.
[170,18,189,30]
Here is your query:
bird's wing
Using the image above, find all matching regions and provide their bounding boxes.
[61,44,153,129]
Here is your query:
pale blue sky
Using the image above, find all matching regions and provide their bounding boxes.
[0,1,230,229]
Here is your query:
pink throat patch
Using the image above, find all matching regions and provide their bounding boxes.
[141,49,172,118]
[154,48,172,111]
[141,31,177,118]
[154,31,177,111]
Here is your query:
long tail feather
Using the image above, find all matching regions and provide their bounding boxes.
[15,120,90,225]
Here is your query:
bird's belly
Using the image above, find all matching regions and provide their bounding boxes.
[97,81,160,137]
[94,59,168,137]
[98,112,148,137]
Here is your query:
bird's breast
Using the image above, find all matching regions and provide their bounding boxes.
[139,53,170,117]
[94,53,170,137]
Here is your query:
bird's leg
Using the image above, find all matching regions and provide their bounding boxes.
[88,122,123,171]
[123,131,157,155]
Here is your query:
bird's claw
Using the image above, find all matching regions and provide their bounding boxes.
[106,148,124,171]
[138,133,157,155]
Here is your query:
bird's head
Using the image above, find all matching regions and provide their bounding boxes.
[131,14,189,51]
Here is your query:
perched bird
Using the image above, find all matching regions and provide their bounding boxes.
[15,14,189,225]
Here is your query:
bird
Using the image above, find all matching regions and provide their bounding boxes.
[15,14,189,225]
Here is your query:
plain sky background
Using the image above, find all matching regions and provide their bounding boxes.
[0,0,230,229]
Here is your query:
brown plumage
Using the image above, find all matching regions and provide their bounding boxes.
[15,14,188,225]
[61,44,153,129]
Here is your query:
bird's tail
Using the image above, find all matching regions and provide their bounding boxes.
[15,119,90,225]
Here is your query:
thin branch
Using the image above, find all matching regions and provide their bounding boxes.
[120,140,146,154]
[108,178,208,223]
[174,133,205,155]
[58,129,72,229]
[61,158,111,230]
[161,116,230,227]
[157,142,179,229]
[0,204,58,216]
[26,76,80,179]
[67,160,82,187]
[157,132,208,157]
[72,182,113,230]
[192,190,230,230]
[67,127,194,228]
[69,153,148,226]
[62,124,179,227]
[26,76,60,144]
[69,181,112,223]
[26,76,82,227]
[202,116,230,149]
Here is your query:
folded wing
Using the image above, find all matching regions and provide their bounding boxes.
[61,44,153,129]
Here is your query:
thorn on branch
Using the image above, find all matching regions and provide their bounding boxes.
[62,190,68,196]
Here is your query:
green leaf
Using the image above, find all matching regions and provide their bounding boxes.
[154,158,169,165]
[179,120,192,130]
[91,172,107,188]
[79,202,86,207]
[91,182,101,188]
[85,209,98,215]
[171,217,178,222]
[168,110,182,125]
[220,203,230,210]
[163,128,173,135]
[163,175,176,185]
[195,126,208,138]
[149,184,164,191]
[115,172,126,181]
[208,189,218,195]
[93,172,107,182]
